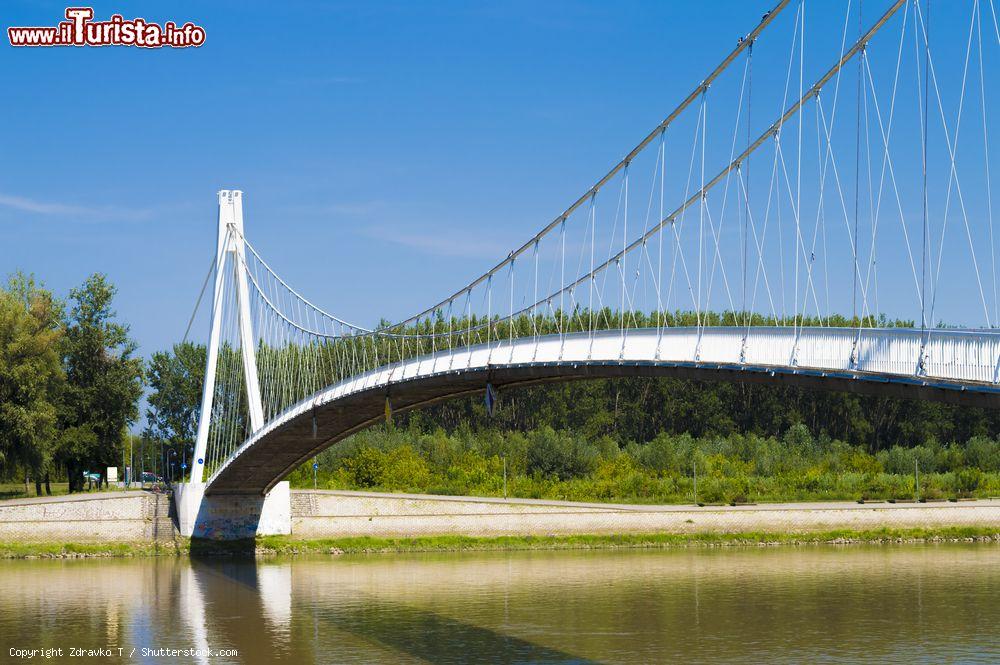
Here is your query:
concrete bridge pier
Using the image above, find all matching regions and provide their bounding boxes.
[173,482,291,539]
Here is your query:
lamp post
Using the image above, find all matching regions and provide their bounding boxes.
[693,460,698,505]
[168,449,177,486]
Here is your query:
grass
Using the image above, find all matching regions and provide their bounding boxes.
[252,527,1000,554]
[0,482,155,501]
[0,540,184,559]
[0,527,996,559]
[0,482,72,500]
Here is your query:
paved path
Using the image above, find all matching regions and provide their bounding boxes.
[301,489,1000,513]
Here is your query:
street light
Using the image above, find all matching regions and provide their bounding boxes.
[167,449,178,485]
[181,444,192,483]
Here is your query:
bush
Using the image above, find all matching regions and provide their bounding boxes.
[444,452,503,494]
[843,449,882,474]
[341,447,387,488]
[298,424,1000,504]
[418,429,462,471]
[953,468,983,497]
[879,445,938,475]
[638,432,691,474]
[783,423,814,454]
[381,445,431,489]
[526,427,597,480]
[860,473,889,501]
[965,436,1000,472]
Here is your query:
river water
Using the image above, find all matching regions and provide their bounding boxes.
[0,544,996,663]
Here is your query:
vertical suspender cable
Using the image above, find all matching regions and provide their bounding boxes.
[621,165,628,340]
[921,0,930,336]
[589,194,595,338]
[796,0,805,333]
[658,128,666,352]
[744,41,753,327]
[699,90,707,333]
[854,0,863,326]
[978,0,998,324]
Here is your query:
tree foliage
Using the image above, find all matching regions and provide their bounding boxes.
[0,274,64,484]
[56,274,144,491]
[144,342,205,449]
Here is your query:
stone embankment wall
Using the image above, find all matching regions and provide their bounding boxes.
[0,492,173,542]
[0,490,997,542]
[291,490,1000,538]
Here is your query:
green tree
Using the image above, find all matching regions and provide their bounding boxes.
[144,342,206,456]
[0,273,64,494]
[57,274,144,492]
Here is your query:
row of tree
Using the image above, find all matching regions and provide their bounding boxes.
[0,273,143,492]
[399,374,1000,451]
[141,339,1000,467]
[6,272,1000,496]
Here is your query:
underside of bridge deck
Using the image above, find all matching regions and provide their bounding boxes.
[206,361,1000,496]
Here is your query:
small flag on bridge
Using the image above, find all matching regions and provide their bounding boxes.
[484,382,497,417]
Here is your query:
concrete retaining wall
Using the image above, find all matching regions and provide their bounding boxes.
[0,490,997,542]
[0,492,157,542]
[174,482,291,538]
[291,490,1000,538]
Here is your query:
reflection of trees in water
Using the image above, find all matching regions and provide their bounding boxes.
[284,548,1000,662]
[0,559,175,653]
[0,548,997,663]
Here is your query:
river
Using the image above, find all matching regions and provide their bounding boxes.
[0,544,997,663]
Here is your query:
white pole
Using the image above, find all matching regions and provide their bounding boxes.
[190,191,235,484]
[693,460,698,505]
[230,191,265,433]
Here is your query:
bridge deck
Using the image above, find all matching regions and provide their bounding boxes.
[207,326,1000,495]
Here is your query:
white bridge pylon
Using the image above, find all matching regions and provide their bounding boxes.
[190,190,264,484]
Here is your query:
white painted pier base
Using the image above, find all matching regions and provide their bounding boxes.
[174,482,291,539]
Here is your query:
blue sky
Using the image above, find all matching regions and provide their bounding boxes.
[1,0,995,362]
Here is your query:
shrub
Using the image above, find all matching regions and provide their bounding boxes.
[937,444,966,472]
[445,452,502,494]
[953,468,983,497]
[783,423,814,453]
[860,472,889,500]
[797,467,824,493]
[341,447,387,488]
[879,445,938,475]
[844,449,882,474]
[298,423,1000,504]
[418,429,461,471]
[381,445,431,489]
[526,427,597,480]
[965,436,1000,473]
[595,435,621,460]
[638,432,693,474]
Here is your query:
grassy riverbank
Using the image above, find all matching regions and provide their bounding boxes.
[1,527,997,559]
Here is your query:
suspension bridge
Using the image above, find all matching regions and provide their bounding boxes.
[176,0,1000,534]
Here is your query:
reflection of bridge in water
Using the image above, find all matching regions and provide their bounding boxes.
[2,549,998,661]
[175,0,1000,532]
